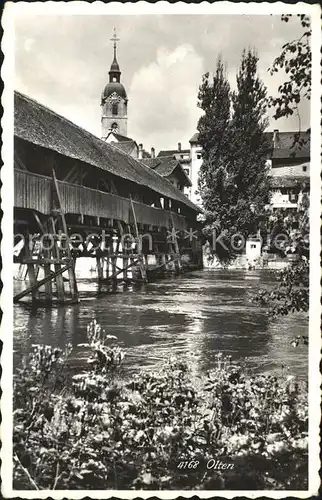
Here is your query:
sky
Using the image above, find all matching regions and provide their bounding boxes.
[14,14,310,152]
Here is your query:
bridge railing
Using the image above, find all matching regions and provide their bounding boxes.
[14,170,190,230]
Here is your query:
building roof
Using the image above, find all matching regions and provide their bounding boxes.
[14,91,200,212]
[270,175,310,188]
[189,132,199,144]
[270,147,310,159]
[102,82,127,100]
[102,132,138,156]
[188,130,310,159]
[265,131,310,159]
[110,141,137,155]
[141,157,192,187]
[107,131,133,143]
[157,149,190,157]
[140,158,161,169]
[110,55,120,73]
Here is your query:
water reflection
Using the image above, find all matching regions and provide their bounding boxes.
[13,270,308,379]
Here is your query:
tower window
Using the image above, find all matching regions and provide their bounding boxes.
[111,122,118,132]
[112,103,118,115]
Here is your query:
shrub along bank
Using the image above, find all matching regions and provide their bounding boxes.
[13,321,308,491]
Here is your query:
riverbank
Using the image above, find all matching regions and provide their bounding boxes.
[13,328,308,491]
[203,252,291,270]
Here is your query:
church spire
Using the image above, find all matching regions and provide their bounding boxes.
[101,27,128,138]
[111,28,119,60]
[109,28,121,82]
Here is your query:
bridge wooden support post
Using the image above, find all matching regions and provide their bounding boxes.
[170,212,182,274]
[111,235,118,284]
[104,230,110,281]
[42,225,53,302]
[123,254,129,282]
[104,254,109,281]
[13,264,73,303]
[49,216,65,303]
[16,263,27,281]
[96,255,104,281]
[117,221,128,283]
[24,233,40,301]
[161,252,167,272]
[130,197,147,282]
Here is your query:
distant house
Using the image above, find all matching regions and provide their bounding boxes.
[187,129,310,210]
[270,175,310,210]
[189,133,203,205]
[103,131,152,160]
[102,131,139,158]
[266,129,310,169]
[266,130,310,210]
[141,156,192,193]
[157,143,193,199]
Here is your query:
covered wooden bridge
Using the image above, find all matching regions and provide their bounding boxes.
[14,91,202,304]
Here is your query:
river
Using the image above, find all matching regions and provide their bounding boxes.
[13,269,308,379]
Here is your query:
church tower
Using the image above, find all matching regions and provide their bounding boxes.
[101,29,128,139]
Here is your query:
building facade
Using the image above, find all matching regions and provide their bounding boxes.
[157,142,199,202]
[266,130,310,210]
[188,133,203,205]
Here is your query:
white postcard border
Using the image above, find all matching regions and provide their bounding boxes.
[1,2,321,498]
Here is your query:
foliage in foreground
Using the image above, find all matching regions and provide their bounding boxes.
[268,14,311,123]
[13,323,308,491]
[253,257,309,317]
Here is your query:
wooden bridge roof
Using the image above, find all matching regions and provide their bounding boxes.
[14,91,200,213]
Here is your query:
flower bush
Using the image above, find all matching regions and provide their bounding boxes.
[13,323,308,491]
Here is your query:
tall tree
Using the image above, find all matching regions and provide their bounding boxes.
[197,58,234,259]
[197,57,231,210]
[197,50,270,260]
[229,49,271,230]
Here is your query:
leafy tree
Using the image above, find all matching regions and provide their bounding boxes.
[197,58,233,259]
[197,50,270,260]
[197,58,231,209]
[229,49,271,229]
[268,14,311,138]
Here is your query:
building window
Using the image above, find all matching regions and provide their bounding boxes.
[112,103,118,115]
[302,165,307,172]
[111,122,118,132]
[251,244,256,249]
[197,153,202,159]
